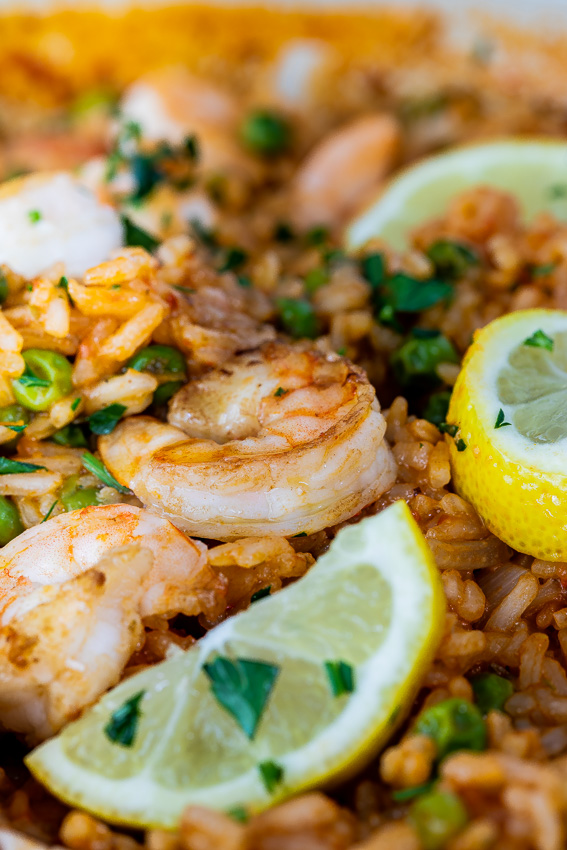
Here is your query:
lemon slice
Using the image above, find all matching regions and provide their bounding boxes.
[26,500,445,829]
[448,308,567,561]
[347,140,567,251]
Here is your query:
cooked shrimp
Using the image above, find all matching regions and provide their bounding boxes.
[120,67,260,183]
[291,114,401,230]
[0,504,223,742]
[0,172,123,279]
[99,342,397,541]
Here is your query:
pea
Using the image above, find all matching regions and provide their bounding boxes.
[0,495,23,545]
[62,487,100,512]
[472,672,514,716]
[127,345,186,378]
[153,381,183,406]
[12,350,73,412]
[240,110,291,156]
[0,404,30,429]
[410,790,468,850]
[414,698,486,760]
[277,298,320,340]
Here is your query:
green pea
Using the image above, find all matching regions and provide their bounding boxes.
[12,350,73,412]
[61,487,100,512]
[410,790,468,850]
[415,698,486,760]
[391,331,459,390]
[472,673,514,716]
[240,110,291,156]
[127,345,186,378]
[277,298,320,340]
[0,495,23,545]
[153,380,183,406]
[0,404,30,429]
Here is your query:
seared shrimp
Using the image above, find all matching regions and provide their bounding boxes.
[0,504,222,742]
[291,114,401,230]
[99,343,397,540]
[0,172,123,279]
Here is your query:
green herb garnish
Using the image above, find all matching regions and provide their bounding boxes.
[81,451,131,494]
[438,422,458,437]
[277,298,319,339]
[219,247,248,273]
[305,225,329,247]
[471,672,514,716]
[523,329,554,351]
[274,387,287,397]
[58,276,69,292]
[16,370,51,388]
[120,215,160,252]
[494,408,511,429]
[28,210,41,224]
[88,403,127,436]
[0,457,46,474]
[392,781,435,802]
[414,697,486,760]
[549,184,567,199]
[240,110,291,157]
[71,397,81,412]
[203,656,279,739]
[455,438,467,452]
[274,221,294,243]
[422,391,452,426]
[104,690,145,747]
[391,330,458,390]
[251,585,271,603]
[227,806,249,823]
[40,500,58,523]
[52,424,88,448]
[531,262,557,277]
[426,239,478,280]
[237,275,252,288]
[324,660,355,697]
[258,760,284,793]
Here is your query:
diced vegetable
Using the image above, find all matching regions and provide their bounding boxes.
[240,110,291,156]
[410,789,468,850]
[414,698,486,760]
[277,298,320,339]
[12,350,73,412]
[391,330,458,389]
[0,495,23,545]
[471,672,514,715]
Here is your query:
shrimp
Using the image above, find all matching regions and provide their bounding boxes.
[290,114,401,231]
[99,342,397,541]
[0,504,223,742]
[119,67,261,183]
[0,172,123,279]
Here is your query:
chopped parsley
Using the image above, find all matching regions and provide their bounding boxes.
[455,438,467,452]
[71,397,81,412]
[0,273,8,304]
[422,391,452,427]
[274,221,295,243]
[81,451,131,494]
[251,585,271,603]
[218,247,248,273]
[523,329,554,351]
[227,806,249,823]
[305,225,329,247]
[28,210,41,224]
[237,275,252,288]
[494,408,511,429]
[203,656,279,740]
[258,760,284,793]
[426,239,478,280]
[121,215,160,253]
[104,690,145,747]
[531,262,558,277]
[52,424,88,448]
[277,298,319,339]
[392,781,436,803]
[390,330,458,390]
[57,276,69,291]
[438,422,458,437]
[0,457,46,474]
[324,660,355,697]
[274,387,287,397]
[88,403,127,436]
[240,110,291,157]
[40,500,58,523]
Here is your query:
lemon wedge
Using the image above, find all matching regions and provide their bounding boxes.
[347,140,567,251]
[26,500,445,829]
[448,308,567,561]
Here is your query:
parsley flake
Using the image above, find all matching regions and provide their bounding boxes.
[203,656,279,739]
[227,806,249,823]
[0,458,46,474]
[81,452,131,494]
[523,329,554,351]
[324,660,355,697]
[392,781,435,802]
[532,262,558,277]
[121,215,160,252]
[274,387,287,397]
[456,438,467,452]
[88,403,127,436]
[28,210,41,224]
[104,690,145,747]
[438,422,458,437]
[494,408,511,429]
[258,760,284,793]
[40,500,58,523]
[251,585,271,603]
[71,397,81,412]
